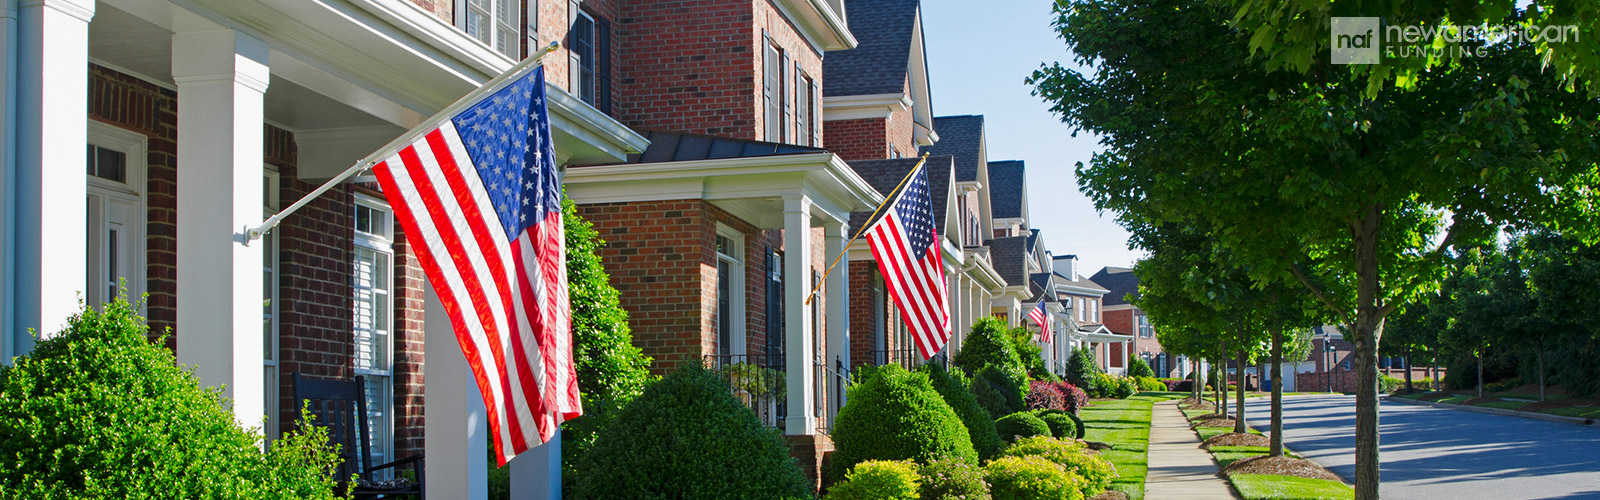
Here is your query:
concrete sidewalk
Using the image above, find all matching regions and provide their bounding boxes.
[1143,400,1237,499]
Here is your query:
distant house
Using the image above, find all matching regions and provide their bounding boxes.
[1052,255,1131,374]
[919,115,1008,344]
[1091,266,1190,378]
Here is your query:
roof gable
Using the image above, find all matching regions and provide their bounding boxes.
[989,235,1029,287]
[847,155,955,235]
[988,160,1026,220]
[920,115,984,181]
[822,0,920,97]
[1089,266,1140,306]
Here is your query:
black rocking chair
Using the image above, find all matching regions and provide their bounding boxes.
[293,372,425,499]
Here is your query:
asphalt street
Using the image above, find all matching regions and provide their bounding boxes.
[1237,394,1600,499]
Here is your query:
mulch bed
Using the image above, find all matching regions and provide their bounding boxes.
[1192,418,1237,429]
[1462,397,1500,406]
[1083,441,1114,451]
[1520,398,1600,413]
[1188,412,1230,423]
[1417,392,1458,402]
[1087,490,1129,500]
[1200,432,1270,449]
[1222,455,1342,481]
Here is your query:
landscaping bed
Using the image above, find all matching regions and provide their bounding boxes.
[1186,405,1353,500]
[1077,392,1187,500]
[1393,389,1600,421]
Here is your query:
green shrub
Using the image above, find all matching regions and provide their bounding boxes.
[1135,376,1166,392]
[923,364,1004,460]
[955,318,1026,380]
[982,456,1084,500]
[573,365,809,499]
[994,412,1051,443]
[1032,410,1077,440]
[826,460,920,500]
[1064,347,1101,389]
[969,374,1013,421]
[1004,325,1050,381]
[1380,375,1405,394]
[1127,358,1155,378]
[975,366,1027,414]
[1065,412,1087,440]
[556,199,657,494]
[998,437,1117,497]
[918,457,992,500]
[830,365,978,483]
[1090,374,1136,399]
[0,298,344,499]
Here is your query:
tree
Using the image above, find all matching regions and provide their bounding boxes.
[1522,231,1600,398]
[1031,1,1600,496]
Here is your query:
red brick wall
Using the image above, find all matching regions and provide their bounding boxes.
[824,118,888,162]
[408,0,451,24]
[884,79,915,158]
[847,260,877,369]
[391,205,428,459]
[87,64,178,345]
[577,200,711,374]
[1102,309,1132,336]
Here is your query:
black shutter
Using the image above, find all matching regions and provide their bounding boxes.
[780,50,791,143]
[766,248,785,366]
[597,16,612,114]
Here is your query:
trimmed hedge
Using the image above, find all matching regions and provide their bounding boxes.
[983,456,1084,500]
[918,457,992,500]
[830,365,978,483]
[975,366,1027,415]
[826,460,921,500]
[999,436,1117,497]
[1127,357,1155,378]
[0,298,344,499]
[1134,376,1166,392]
[994,412,1051,443]
[573,365,810,499]
[1065,412,1087,440]
[1032,410,1077,440]
[923,365,1004,460]
[1063,347,1100,389]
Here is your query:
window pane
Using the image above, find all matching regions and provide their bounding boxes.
[98,146,126,183]
[717,260,730,356]
[355,206,371,234]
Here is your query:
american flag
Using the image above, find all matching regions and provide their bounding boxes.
[865,160,950,360]
[371,66,578,465]
[1027,300,1051,342]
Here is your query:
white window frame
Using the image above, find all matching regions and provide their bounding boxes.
[351,195,396,473]
[1077,297,1085,322]
[1092,299,1099,322]
[568,7,598,105]
[85,123,147,310]
[457,0,522,58]
[262,165,281,445]
[714,224,746,357]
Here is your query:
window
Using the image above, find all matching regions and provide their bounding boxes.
[262,167,281,444]
[763,36,785,142]
[872,271,885,365]
[85,125,146,310]
[352,198,395,473]
[1091,299,1099,322]
[461,0,520,58]
[715,226,745,358]
[795,70,814,147]
[568,8,597,106]
[1342,360,1351,371]
[1077,298,1084,321]
[765,249,785,366]
[1138,314,1152,337]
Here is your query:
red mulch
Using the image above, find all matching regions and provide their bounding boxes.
[1495,383,1568,397]
[1188,413,1230,423]
[1192,418,1238,430]
[1087,490,1129,500]
[1223,455,1343,481]
[1201,432,1270,449]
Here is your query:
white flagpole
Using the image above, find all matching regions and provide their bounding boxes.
[243,41,562,243]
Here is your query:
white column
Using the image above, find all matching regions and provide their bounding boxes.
[945,271,962,355]
[12,0,93,351]
[783,195,814,436]
[172,29,267,427]
[823,221,848,415]
[509,432,560,500]
[425,283,489,500]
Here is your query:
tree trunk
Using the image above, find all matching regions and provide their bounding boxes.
[1477,351,1484,399]
[1216,357,1227,418]
[1235,345,1248,434]
[1403,346,1413,393]
[1350,204,1385,500]
[1538,338,1546,402]
[1432,344,1440,391]
[1270,326,1284,457]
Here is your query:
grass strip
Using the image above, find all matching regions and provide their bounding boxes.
[1539,406,1600,419]
[1228,474,1353,500]
[1473,400,1531,410]
[1077,392,1184,500]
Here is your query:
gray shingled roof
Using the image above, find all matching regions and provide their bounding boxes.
[989,236,1029,288]
[1053,271,1109,295]
[847,155,954,235]
[623,130,821,163]
[919,115,983,181]
[1028,272,1056,302]
[822,0,920,97]
[1090,267,1140,306]
[989,160,1025,219]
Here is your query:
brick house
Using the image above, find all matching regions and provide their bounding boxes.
[1091,266,1191,378]
[4,0,666,496]
[1051,255,1130,374]
[919,115,1008,343]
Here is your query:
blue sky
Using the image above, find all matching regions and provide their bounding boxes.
[920,0,1143,274]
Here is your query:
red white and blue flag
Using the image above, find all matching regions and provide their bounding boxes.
[1027,300,1051,342]
[866,160,950,360]
[371,67,578,465]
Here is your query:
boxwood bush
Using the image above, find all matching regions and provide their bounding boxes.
[825,460,921,500]
[1127,357,1155,378]
[1063,347,1100,389]
[1135,376,1166,392]
[573,364,809,499]
[918,457,991,500]
[994,412,1051,443]
[1032,410,1077,440]
[998,436,1117,497]
[954,317,1026,380]
[829,365,978,484]
[0,298,344,499]
[982,455,1084,500]
[974,366,1027,415]
[922,364,1004,460]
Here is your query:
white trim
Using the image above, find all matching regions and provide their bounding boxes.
[563,152,882,215]
[822,93,911,121]
[350,194,396,472]
[770,0,856,51]
[714,223,747,357]
[261,164,281,444]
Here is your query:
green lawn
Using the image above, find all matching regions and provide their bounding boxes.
[1077,393,1185,500]
[1474,400,1531,410]
[1195,425,1262,441]
[1392,392,1427,400]
[1539,406,1600,419]
[1229,474,1353,500]
[1437,395,1473,404]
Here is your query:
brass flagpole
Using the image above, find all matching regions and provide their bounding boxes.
[804,152,930,306]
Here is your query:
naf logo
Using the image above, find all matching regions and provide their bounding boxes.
[1332,17,1380,64]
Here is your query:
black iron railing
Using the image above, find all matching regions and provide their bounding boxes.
[817,356,851,435]
[705,353,786,429]
[868,348,922,370]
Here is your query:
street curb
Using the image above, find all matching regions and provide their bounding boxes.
[1385,395,1596,426]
